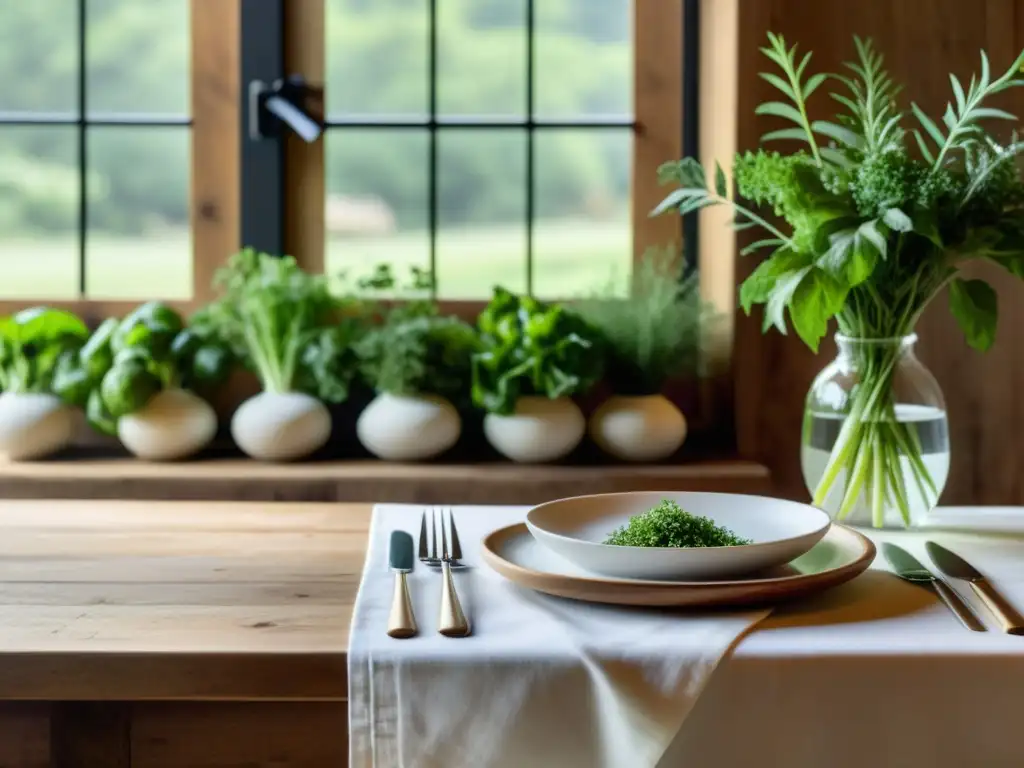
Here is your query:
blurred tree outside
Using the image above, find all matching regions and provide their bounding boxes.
[0,0,632,298]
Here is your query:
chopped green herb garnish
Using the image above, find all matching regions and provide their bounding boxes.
[604,500,752,548]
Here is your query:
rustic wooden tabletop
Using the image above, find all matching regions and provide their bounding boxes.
[0,499,369,701]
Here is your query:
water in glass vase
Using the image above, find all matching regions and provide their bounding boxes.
[801,404,950,529]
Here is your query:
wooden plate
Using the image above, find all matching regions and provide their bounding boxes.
[481,522,875,607]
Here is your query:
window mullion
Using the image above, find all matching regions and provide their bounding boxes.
[77,0,87,297]
[239,0,286,257]
[525,0,535,296]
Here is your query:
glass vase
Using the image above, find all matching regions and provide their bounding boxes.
[800,333,949,529]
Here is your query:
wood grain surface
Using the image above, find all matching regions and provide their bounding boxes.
[131,703,347,767]
[0,458,771,503]
[0,704,49,768]
[0,500,367,701]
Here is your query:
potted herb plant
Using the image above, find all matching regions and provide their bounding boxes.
[355,307,479,461]
[472,288,603,463]
[0,307,89,460]
[575,247,709,461]
[655,34,1024,527]
[200,249,361,461]
[54,302,232,460]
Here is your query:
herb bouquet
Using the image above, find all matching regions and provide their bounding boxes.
[656,34,1024,527]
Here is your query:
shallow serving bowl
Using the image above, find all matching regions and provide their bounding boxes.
[525,491,831,580]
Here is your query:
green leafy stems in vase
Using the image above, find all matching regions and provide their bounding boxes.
[654,33,1024,527]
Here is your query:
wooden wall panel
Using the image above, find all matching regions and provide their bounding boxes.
[131,703,347,768]
[723,0,1024,503]
[0,704,49,768]
[50,703,130,768]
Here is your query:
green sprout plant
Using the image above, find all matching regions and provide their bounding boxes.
[199,248,362,404]
[574,246,711,395]
[353,264,478,403]
[655,34,1024,526]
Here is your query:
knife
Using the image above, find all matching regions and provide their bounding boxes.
[387,531,418,639]
[882,543,986,632]
[926,541,1024,635]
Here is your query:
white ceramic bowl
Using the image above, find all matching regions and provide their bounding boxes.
[525,491,831,580]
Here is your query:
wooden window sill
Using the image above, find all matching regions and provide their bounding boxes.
[0,456,771,504]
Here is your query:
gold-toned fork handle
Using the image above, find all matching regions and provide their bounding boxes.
[970,579,1024,635]
[932,580,986,632]
[439,561,470,637]
[387,572,417,639]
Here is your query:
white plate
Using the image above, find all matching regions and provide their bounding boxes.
[525,491,831,580]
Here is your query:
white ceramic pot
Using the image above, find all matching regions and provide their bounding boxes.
[118,388,217,461]
[483,395,584,463]
[0,392,75,461]
[589,394,687,462]
[231,391,332,461]
[357,392,461,461]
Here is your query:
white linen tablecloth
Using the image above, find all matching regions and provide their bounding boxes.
[671,517,1024,768]
[348,504,770,768]
[350,505,1024,768]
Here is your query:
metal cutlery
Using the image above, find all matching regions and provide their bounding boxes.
[387,530,418,639]
[926,541,1024,635]
[882,542,986,632]
[419,508,470,637]
[419,508,466,569]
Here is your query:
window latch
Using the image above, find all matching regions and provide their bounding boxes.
[248,75,324,143]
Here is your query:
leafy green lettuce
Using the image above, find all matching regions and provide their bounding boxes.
[0,307,89,394]
[471,288,602,415]
[198,248,361,402]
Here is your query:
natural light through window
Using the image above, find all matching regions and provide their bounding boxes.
[324,0,633,300]
[0,0,191,300]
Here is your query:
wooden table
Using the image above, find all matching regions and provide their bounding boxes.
[0,500,369,767]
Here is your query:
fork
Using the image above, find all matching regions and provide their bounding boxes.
[418,508,466,569]
[434,508,471,637]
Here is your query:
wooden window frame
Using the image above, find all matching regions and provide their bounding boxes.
[0,0,239,324]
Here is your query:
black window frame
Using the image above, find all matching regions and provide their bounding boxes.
[240,0,700,297]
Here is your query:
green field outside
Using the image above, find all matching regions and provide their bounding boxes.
[0,218,630,302]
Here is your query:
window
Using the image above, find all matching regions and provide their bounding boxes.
[0,0,738,445]
[323,0,635,300]
[264,0,687,306]
[0,1,686,306]
[0,1,700,334]
[0,0,235,315]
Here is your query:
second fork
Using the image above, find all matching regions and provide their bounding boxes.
[437,508,471,637]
